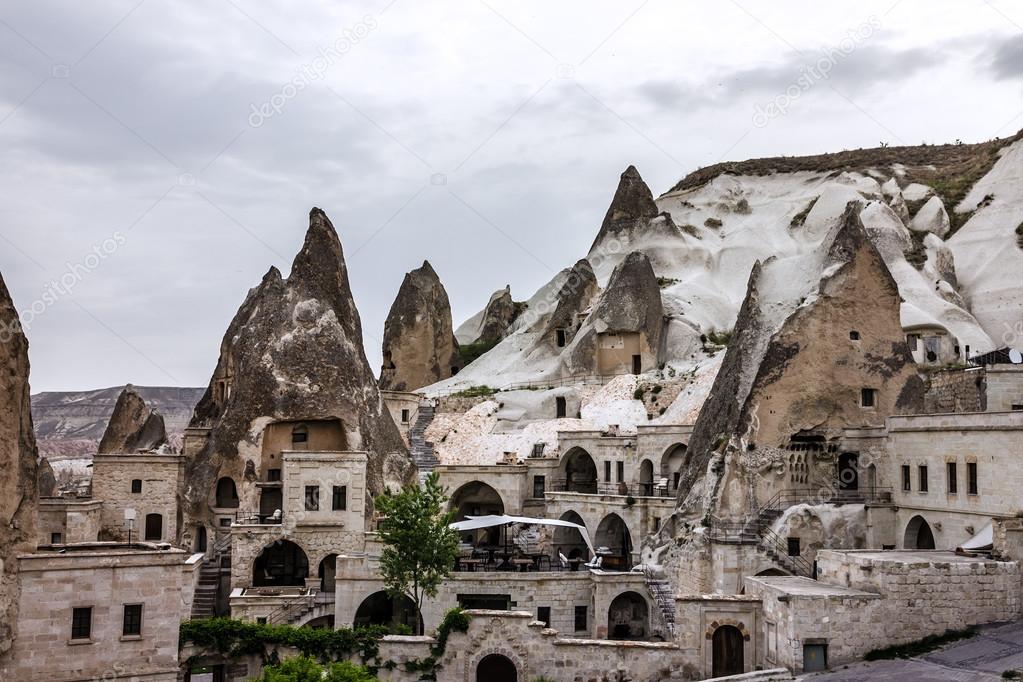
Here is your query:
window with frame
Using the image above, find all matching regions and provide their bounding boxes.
[901,465,912,492]
[122,604,143,637]
[604,461,611,482]
[555,396,566,418]
[574,605,587,631]
[946,462,957,494]
[305,485,319,511]
[130,479,142,494]
[537,606,551,627]
[267,468,281,482]
[71,606,92,640]
[51,532,62,544]
[532,475,545,499]
[332,485,346,511]
[400,409,410,423]
[907,334,920,351]
[918,465,928,492]
[967,462,978,495]
[860,388,876,408]
[787,537,801,557]
[616,461,624,483]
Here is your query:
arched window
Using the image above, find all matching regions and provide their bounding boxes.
[215,477,239,508]
[608,591,648,640]
[253,540,309,587]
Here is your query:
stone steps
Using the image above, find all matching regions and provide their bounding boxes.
[410,403,438,484]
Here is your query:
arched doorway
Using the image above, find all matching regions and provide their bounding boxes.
[252,540,309,587]
[554,511,588,561]
[476,654,517,682]
[595,513,632,570]
[354,591,418,632]
[561,447,598,494]
[639,459,654,496]
[144,513,163,541]
[712,625,745,677]
[450,481,505,547]
[904,515,936,550]
[607,591,648,640]
[319,554,338,592]
[194,525,207,553]
[215,477,239,508]
[661,443,687,493]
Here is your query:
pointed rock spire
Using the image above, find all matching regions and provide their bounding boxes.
[380,260,461,391]
[97,385,167,454]
[185,208,413,531]
[0,271,38,656]
[589,165,660,252]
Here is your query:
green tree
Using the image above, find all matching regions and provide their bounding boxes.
[257,655,374,681]
[375,472,459,635]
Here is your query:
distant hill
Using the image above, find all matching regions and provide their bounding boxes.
[32,386,205,462]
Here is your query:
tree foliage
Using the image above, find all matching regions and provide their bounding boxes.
[375,472,459,635]
[257,655,375,681]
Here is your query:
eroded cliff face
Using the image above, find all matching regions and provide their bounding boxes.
[380,261,460,391]
[0,273,38,657]
[97,385,167,454]
[184,208,413,532]
[588,165,660,253]
[676,203,923,520]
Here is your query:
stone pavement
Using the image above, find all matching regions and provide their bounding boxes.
[801,620,1023,681]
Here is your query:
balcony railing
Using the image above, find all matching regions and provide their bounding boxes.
[549,479,677,498]
[234,511,284,525]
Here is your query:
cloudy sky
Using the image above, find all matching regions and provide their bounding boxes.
[3,0,1023,392]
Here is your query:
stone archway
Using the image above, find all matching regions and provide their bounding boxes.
[252,539,309,587]
[904,515,936,550]
[607,591,648,640]
[318,554,338,592]
[354,591,418,632]
[561,447,598,494]
[712,624,745,677]
[215,477,239,508]
[476,653,517,682]
[661,443,687,493]
[595,513,632,570]
[639,459,654,496]
[554,510,589,561]
[450,481,505,547]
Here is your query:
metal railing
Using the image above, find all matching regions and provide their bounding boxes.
[266,592,315,625]
[429,371,634,397]
[549,479,678,499]
[234,510,284,525]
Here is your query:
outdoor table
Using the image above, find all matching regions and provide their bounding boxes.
[459,558,482,572]
[511,558,533,572]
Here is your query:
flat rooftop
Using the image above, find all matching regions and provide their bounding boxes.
[826,549,996,564]
[748,576,879,598]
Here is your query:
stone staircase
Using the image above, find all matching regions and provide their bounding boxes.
[644,573,677,639]
[189,560,221,619]
[410,402,438,483]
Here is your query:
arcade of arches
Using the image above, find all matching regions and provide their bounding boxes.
[561,448,598,494]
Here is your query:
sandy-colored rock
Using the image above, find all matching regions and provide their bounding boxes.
[0,272,38,656]
[380,261,460,391]
[97,385,167,454]
[589,165,659,252]
[467,286,521,346]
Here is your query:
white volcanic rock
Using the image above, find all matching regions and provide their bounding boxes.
[909,195,951,237]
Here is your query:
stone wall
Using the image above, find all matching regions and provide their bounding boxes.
[231,524,365,589]
[91,453,183,542]
[986,365,1023,412]
[923,367,986,414]
[37,498,102,545]
[675,594,762,679]
[1,545,198,682]
[436,394,491,414]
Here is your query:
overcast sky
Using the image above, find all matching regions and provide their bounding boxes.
[3,0,1023,392]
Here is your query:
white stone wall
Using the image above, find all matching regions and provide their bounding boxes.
[91,453,183,542]
[1,546,197,682]
[986,366,1023,412]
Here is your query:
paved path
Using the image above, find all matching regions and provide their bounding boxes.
[801,620,1023,681]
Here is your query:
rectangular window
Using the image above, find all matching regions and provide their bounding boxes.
[122,604,143,637]
[131,479,142,494]
[918,465,928,493]
[947,462,957,494]
[531,443,545,458]
[267,468,281,482]
[556,329,566,347]
[51,532,62,544]
[537,606,550,627]
[860,388,876,408]
[604,461,611,482]
[907,334,919,351]
[574,605,587,631]
[555,396,566,418]
[616,461,624,483]
[332,485,346,511]
[71,607,92,640]
[787,537,801,557]
[968,462,978,495]
[400,409,410,423]
[305,485,319,511]
[902,465,912,492]
[849,330,860,341]
[532,476,545,499]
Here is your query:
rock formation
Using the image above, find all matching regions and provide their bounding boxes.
[565,251,664,374]
[464,286,521,347]
[909,195,951,237]
[539,258,598,346]
[0,272,38,657]
[36,458,56,498]
[588,165,660,253]
[380,261,461,391]
[184,208,413,529]
[97,385,167,454]
[675,203,924,519]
